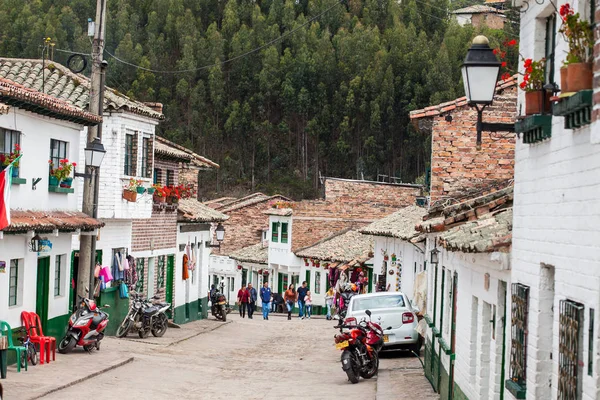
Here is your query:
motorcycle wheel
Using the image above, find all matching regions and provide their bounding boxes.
[58,336,77,354]
[139,327,150,339]
[116,317,133,338]
[221,305,227,322]
[345,363,360,384]
[28,345,38,366]
[151,314,168,337]
[360,352,379,379]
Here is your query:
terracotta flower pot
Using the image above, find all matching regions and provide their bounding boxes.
[122,189,137,202]
[153,194,165,203]
[560,67,569,93]
[567,62,593,92]
[525,90,551,115]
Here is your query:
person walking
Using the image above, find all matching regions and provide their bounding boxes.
[284,284,296,320]
[247,283,257,319]
[325,287,335,320]
[305,290,313,319]
[260,282,272,320]
[297,281,308,319]
[237,284,249,318]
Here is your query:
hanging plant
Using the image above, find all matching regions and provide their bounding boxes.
[237,265,242,270]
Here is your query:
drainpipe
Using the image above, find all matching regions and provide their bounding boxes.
[500,284,508,400]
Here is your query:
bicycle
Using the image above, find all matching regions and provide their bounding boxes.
[18,327,39,368]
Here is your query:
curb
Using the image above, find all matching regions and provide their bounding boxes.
[29,357,134,400]
[167,320,231,347]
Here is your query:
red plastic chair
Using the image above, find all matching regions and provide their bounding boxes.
[20,312,56,364]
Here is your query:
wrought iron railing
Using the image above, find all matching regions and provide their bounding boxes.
[135,258,145,293]
[157,255,165,289]
[509,283,529,387]
[558,299,584,400]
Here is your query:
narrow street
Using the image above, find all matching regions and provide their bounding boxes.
[4,315,437,400]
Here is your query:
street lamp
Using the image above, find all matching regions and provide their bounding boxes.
[462,35,515,149]
[84,137,106,168]
[430,247,440,265]
[206,223,226,248]
[29,234,42,252]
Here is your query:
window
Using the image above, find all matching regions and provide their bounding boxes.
[166,169,175,186]
[509,283,529,389]
[141,137,150,178]
[154,168,162,185]
[124,133,134,176]
[315,272,321,294]
[54,255,64,297]
[8,259,19,306]
[0,128,20,158]
[281,222,289,243]
[558,299,584,400]
[544,15,557,85]
[271,222,279,242]
[50,139,68,171]
[352,294,405,311]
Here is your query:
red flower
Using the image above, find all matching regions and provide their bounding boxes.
[500,51,506,59]
[507,39,517,47]
[493,48,498,55]
[559,4,573,17]
[519,81,527,89]
[501,61,507,67]
[501,73,511,81]
[523,59,532,68]
[14,144,20,151]
[48,159,53,164]
[72,162,77,167]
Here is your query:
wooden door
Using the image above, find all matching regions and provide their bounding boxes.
[36,257,51,333]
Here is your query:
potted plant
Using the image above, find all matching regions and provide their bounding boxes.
[49,158,76,188]
[152,184,166,203]
[3,144,22,177]
[125,178,145,194]
[559,4,593,92]
[520,58,549,115]
[166,186,180,205]
[122,178,140,202]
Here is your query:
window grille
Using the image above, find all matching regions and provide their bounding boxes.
[558,299,584,400]
[509,283,529,387]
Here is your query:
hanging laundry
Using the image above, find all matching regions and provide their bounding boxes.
[182,254,190,280]
[123,255,130,270]
[190,245,197,271]
[186,243,195,271]
[125,255,138,289]
[99,265,113,283]
[112,252,125,281]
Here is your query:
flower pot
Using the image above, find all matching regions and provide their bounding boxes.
[567,62,593,92]
[525,90,551,115]
[60,177,73,188]
[153,194,165,203]
[167,196,179,205]
[49,176,59,186]
[147,187,155,195]
[136,186,146,194]
[560,67,569,93]
[123,189,137,202]
[11,167,19,178]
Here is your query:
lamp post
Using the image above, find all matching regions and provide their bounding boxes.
[430,247,440,265]
[462,35,515,149]
[206,223,226,248]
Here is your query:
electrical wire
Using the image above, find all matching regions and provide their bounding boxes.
[103,0,344,74]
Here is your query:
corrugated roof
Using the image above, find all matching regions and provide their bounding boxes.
[439,208,512,253]
[154,136,219,168]
[295,229,374,263]
[0,58,163,121]
[2,210,104,233]
[229,243,268,264]
[0,77,101,125]
[410,75,517,120]
[177,198,229,223]
[359,205,427,240]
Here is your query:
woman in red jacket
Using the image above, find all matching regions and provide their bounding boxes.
[237,284,250,318]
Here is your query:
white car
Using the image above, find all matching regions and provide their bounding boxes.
[345,291,421,353]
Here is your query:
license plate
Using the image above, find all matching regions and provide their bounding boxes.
[335,340,349,350]
[383,335,389,343]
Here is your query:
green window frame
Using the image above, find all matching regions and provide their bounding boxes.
[271,222,279,242]
[544,15,557,85]
[54,254,62,297]
[8,259,19,306]
[50,139,68,173]
[141,137,150,178]
[281,222,289,243]
[124,133,134,176]
[508,283,529,389]
[315,272,321,294]
[1,129,20,175]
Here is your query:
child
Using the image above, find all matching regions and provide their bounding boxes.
[304,290,313,319]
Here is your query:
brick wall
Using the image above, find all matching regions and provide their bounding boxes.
[131,209,178,252]
[324,178,421,206]
[154,158,179,186]
[179,165,199,198]
[430,86,516,204]
[471,12,505,29]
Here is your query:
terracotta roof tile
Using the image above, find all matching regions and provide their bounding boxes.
[2,210,104,233]
[359,205,427,240]
[263,208,293,217]
[229,243,268,265]
[177,198,229,223]
[154,136,219,168]
[295,229,373,263]
[439,208,512,253]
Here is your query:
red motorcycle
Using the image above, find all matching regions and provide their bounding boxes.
[334,309,391,383]
[58,296,110,354]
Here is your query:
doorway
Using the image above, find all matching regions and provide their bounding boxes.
[166,255,175,318]
[36,257,51,333]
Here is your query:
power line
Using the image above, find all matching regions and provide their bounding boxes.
[103,0,344,75]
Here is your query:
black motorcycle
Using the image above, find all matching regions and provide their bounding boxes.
[116,291,170,338]
[210,290,230,322]
[337,290,358,325]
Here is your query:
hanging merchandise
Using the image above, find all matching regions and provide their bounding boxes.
[123,255,130,270]
[99,265,113,283]
[186,242,195,271]
[100,275,106,291]
[119,281,129,299]
[125,255,138,289]
[94,263,101,278]
[191,247,197,271]
[182,253,190,280]
[112,251,125,281]
[93,279,101,298]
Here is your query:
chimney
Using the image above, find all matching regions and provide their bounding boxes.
[144,102,163,114]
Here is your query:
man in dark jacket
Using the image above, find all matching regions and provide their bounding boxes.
[297,281,308,319]
[260,282,272,320]
[246,283,258,319]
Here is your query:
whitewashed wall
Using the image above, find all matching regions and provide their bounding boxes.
[175,225,211,310]
[268,215,300,268]
[511,1,600,399]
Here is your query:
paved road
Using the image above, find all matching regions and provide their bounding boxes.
[36,315,436,400]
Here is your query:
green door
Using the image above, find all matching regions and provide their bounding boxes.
[166,255,175,318]
[305,270,311,289]
[278,273,284,293]
[367,267,373,293]
[36,257,51,333]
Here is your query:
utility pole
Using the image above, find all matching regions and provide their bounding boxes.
[78,0,107,300]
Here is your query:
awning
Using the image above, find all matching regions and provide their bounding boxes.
[2,210,104,233]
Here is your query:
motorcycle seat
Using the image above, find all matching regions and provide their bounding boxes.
[143,306,159,315]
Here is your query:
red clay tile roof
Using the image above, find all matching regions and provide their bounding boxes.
[2,210,104,233]
[409,75,518,120]
[0,78,101,125]
[155,136,219,168]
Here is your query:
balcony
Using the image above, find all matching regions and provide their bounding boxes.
[553,90,593,129]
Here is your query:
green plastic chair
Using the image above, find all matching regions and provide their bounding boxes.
[0,320,27,372]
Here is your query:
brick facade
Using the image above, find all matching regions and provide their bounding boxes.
[178,164,199,197]
[154,158,179,186]
[428,86,516,204]
[323,178,420,207]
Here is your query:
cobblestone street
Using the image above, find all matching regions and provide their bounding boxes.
[2,315,438,400]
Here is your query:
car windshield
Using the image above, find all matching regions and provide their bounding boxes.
[351,295,405,311]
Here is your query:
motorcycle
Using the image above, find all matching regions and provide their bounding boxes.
[116,291,170,339]
[58,296,110,354]
[210,290,230,322]
[336,283,359,324]
[333,309,390,384]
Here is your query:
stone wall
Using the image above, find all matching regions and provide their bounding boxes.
[324,178,420,206]
[429,86,516,204]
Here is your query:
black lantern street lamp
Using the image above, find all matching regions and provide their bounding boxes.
[84,137,106,168]
[462,35,515,149]
[206,223,226,248]
[29,234,42,252]
[430,247,440,265]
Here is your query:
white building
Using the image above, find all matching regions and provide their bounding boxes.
[507,0,600,398]
[0,77,103,338]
